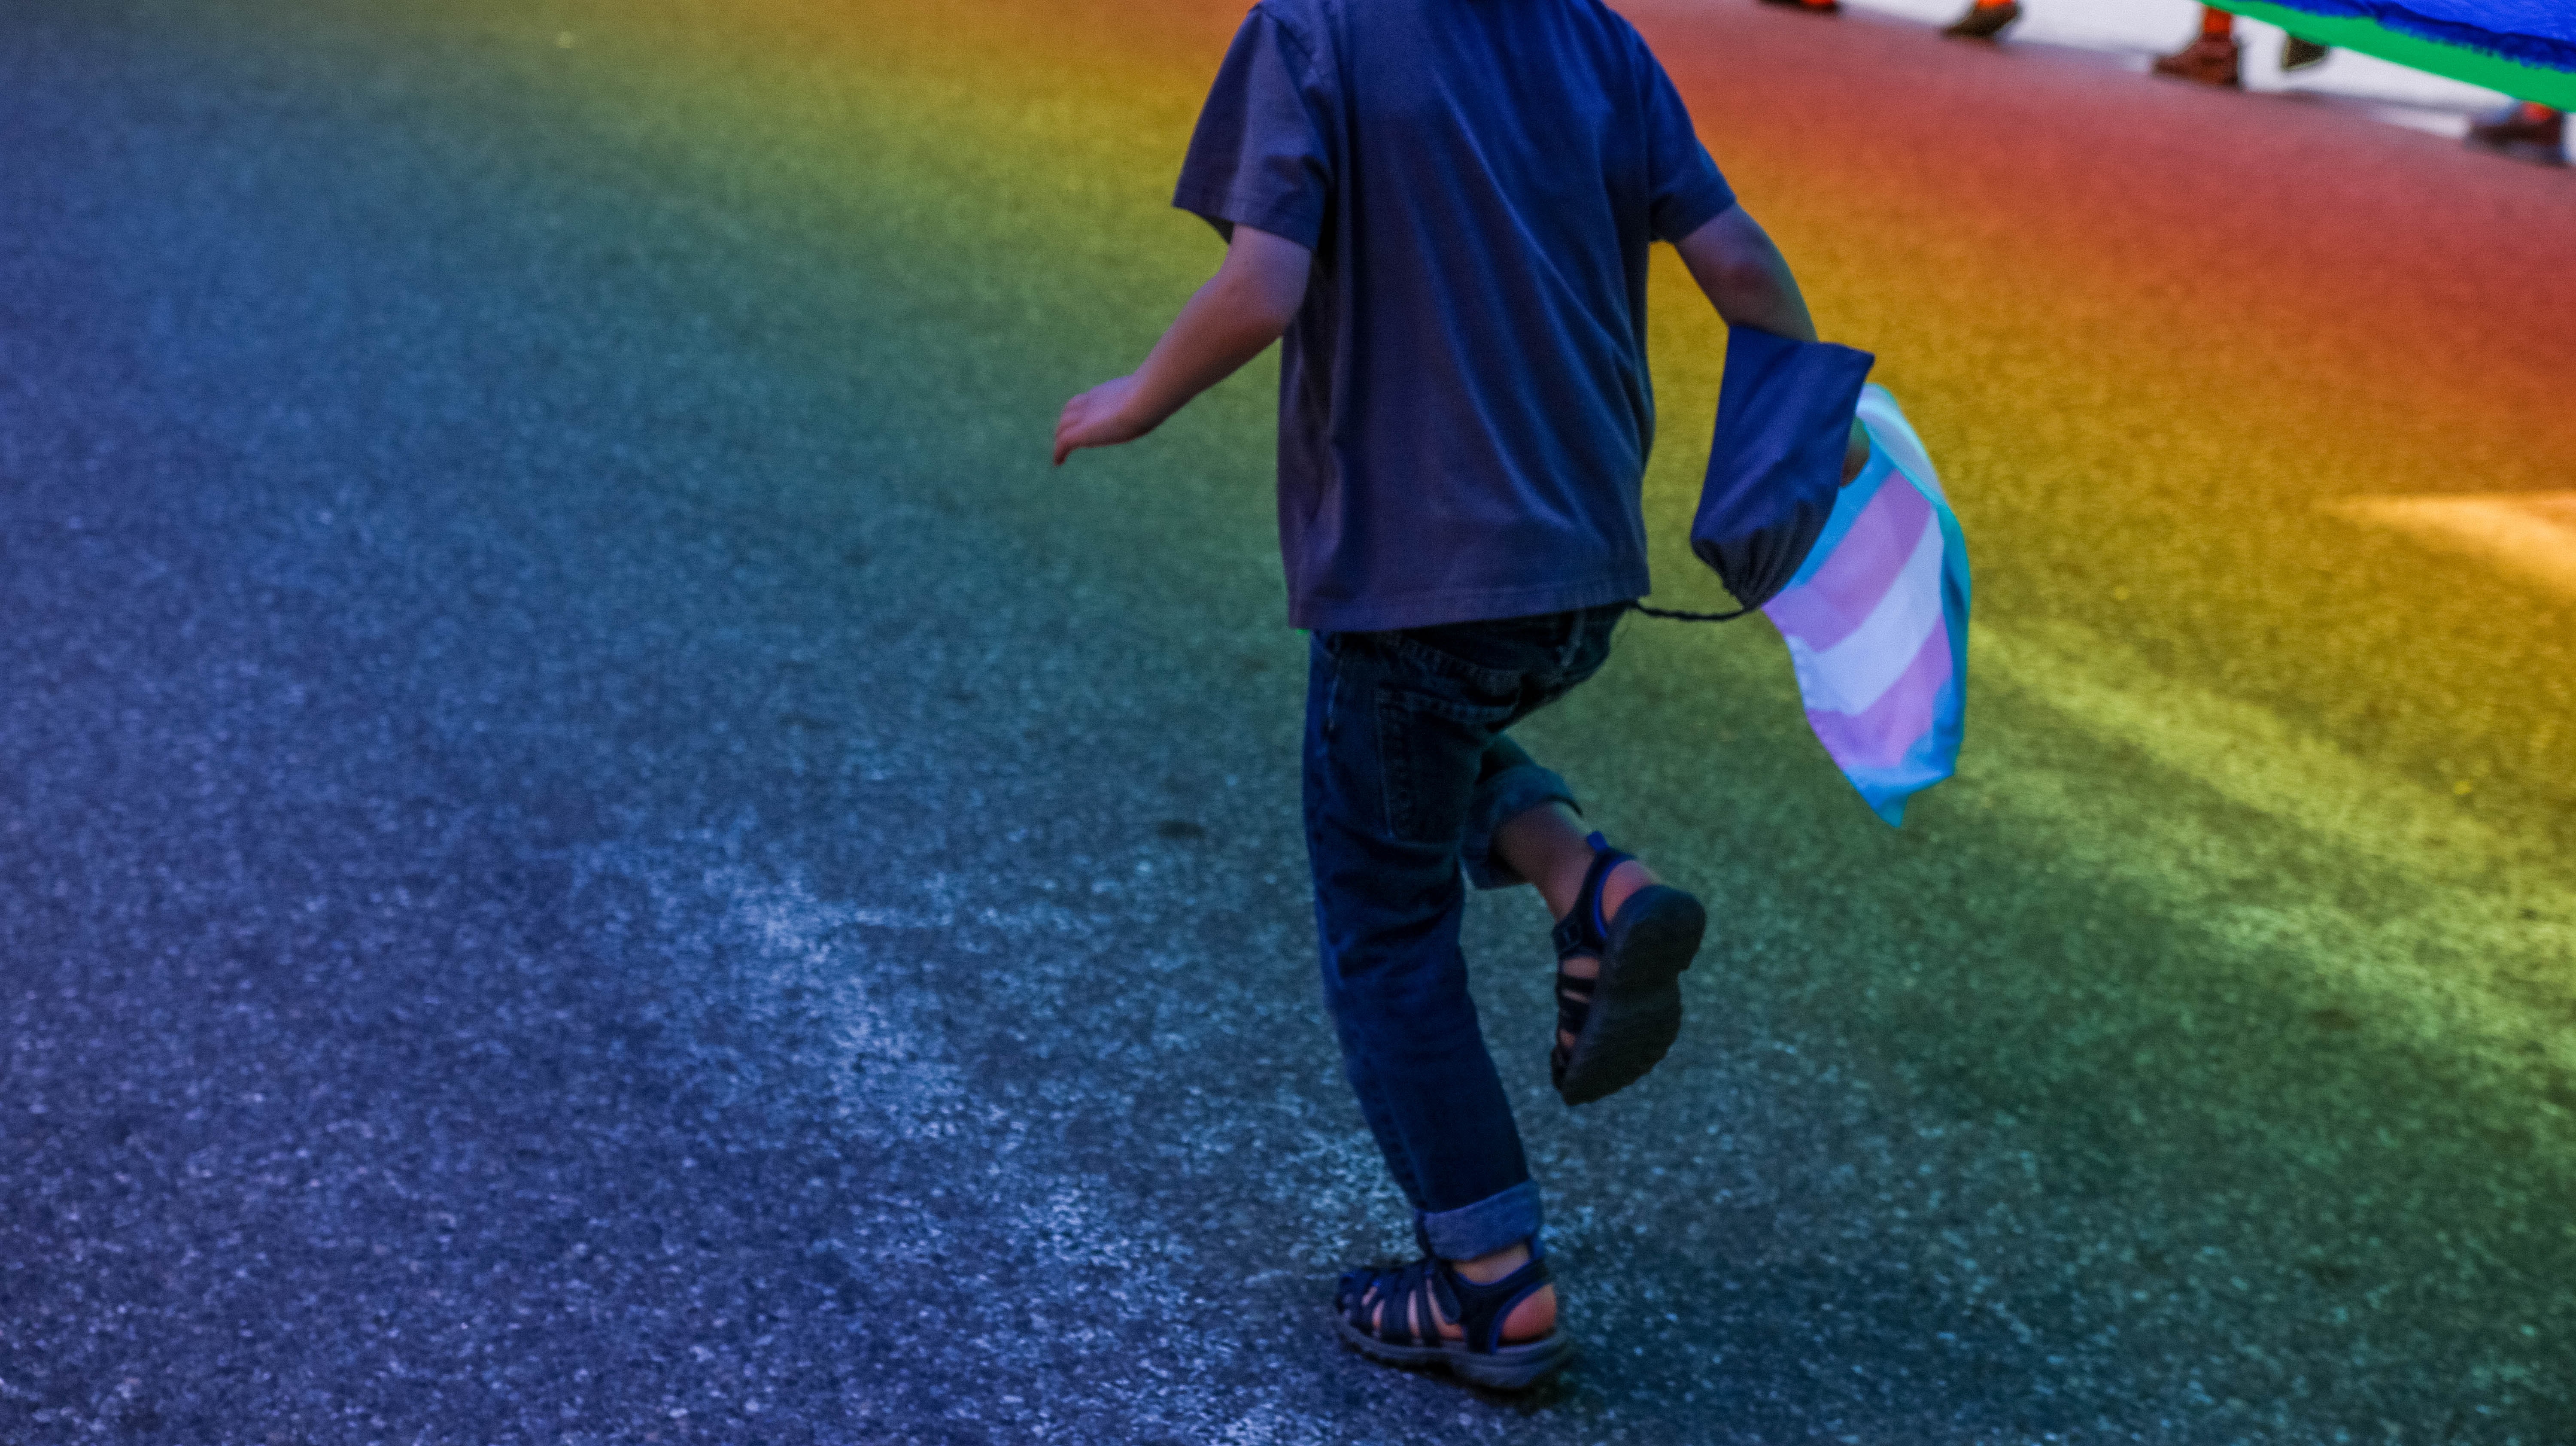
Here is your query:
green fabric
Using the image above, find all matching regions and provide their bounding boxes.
[2213,0,2576,109]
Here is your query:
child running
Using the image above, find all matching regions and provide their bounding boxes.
[1054,0,1857,1390]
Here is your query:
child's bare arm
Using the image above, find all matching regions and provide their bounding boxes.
[1674,208,1870,480]
[1054,225,1313,466]
[1674,207,1819,341]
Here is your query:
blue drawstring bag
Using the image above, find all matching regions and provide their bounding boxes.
[1651,325,1875,619]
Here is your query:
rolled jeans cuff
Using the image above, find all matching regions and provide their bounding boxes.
[1418,1180,1544,1261]
[1461,762,1580,890]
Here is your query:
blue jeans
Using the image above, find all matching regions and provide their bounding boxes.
[1302,603,1626,1261]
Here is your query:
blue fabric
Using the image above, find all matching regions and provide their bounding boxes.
[1420,1182,1545,1264]
[1176,0,1739,633]
[1302,605,1625,1251]
[2259,0,2576,70]
[1688,326,1877,614]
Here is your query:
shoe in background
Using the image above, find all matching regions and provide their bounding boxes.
[2465,103,2568,166]
[1942,0,2020,40]
[2152,34,2242,88]
[2279,35,2330,72]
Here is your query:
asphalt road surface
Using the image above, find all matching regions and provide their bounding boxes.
[4,1,2571,1442]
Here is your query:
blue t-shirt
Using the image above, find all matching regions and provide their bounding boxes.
[1175,0,1737,632]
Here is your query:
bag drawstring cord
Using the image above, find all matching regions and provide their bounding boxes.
[1632,602,1754,623]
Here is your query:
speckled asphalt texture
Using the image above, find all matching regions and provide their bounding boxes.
[3,1,2570,1443]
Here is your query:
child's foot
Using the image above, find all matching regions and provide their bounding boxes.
[1344,1244,1557,1345]
[1552,858,1654,1059]
[1549,834,1706,1106]
[1334,1242,1573,1390]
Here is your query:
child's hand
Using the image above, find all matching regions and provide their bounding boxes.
[1053,377,1155,466]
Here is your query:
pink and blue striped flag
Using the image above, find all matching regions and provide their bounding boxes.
[1759,386,1970,826]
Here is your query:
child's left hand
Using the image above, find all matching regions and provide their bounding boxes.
[1053,377,1154,466]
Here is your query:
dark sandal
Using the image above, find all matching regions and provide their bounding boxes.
[1332,1243,1575,1391]
[1550,832,1706,1106]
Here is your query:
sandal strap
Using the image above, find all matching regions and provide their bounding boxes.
[1556,975,1596,1019]
[1549,832,1631,961]
[1339,1259,1439,1347]
[1552,833,1628,1084]
[1438,1248,1556,1356]
[1551,976,1595,1080]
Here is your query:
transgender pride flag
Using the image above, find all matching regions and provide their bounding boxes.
[1759,386,1971,826]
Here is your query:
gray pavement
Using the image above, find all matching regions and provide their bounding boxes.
[3,2,2570,1443]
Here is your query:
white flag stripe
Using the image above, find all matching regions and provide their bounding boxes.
[1780,508,1947,717]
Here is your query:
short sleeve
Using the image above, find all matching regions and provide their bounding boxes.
[1172,9,1334,250]
[1640,53,1736,243]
